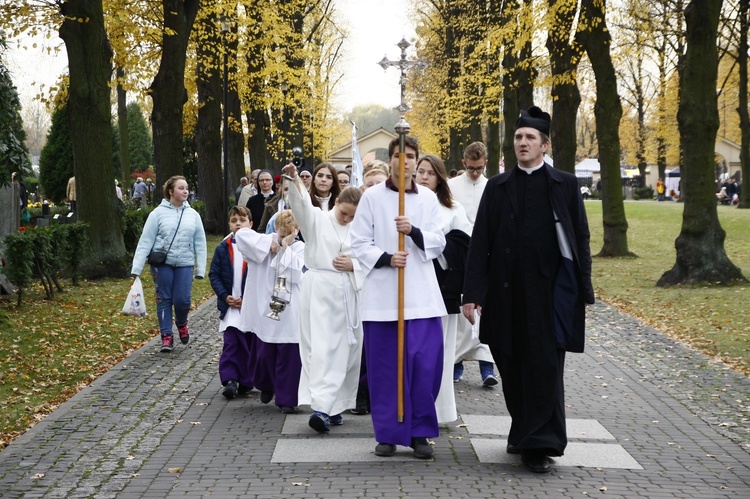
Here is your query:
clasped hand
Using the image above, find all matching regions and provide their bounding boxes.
[332,254,353,272]
[226,296,243,309]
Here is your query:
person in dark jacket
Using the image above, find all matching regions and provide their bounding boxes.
[462,106,595,474]
[246,169,275,232]
[209,206,254,400]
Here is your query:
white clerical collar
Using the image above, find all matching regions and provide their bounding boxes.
[518,162,545,175]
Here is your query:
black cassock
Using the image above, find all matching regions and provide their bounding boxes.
[497,167,566,456]
[463,164,594,457]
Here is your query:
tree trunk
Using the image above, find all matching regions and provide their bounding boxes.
[739,0,750,209]
[634,50,648,181]
[445,7,463,171]
[487,117,501,176]
[658,0,746,285]
[226,25,245,189]
[245,1,271,173]
[448,126,464,171]
[579,0,632,257]
[501,48,519,170]
[150,0,199,204]
[59,0,127,277]
[247,109,271,172]
[546,0,581,175]
[656,37,668,182]
[195,11,224,235]
[486,0,503,176]
[116,66,130,179]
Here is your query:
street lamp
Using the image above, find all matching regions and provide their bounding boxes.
[221,20,230,215]
[281,81,289,162]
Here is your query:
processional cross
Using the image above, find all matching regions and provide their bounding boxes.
[377,37,427,423]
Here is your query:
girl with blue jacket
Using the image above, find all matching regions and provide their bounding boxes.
[130,176,207,352]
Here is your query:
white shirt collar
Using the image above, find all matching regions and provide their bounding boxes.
[518,162,545,175]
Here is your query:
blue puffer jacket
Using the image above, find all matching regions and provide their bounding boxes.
[209,236,248,319]
[130,199,207,277]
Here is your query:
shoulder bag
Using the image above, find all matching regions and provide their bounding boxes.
[147,207,185,266]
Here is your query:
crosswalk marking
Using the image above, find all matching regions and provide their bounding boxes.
[272,438,417,463]
[272,413,643,469]
[460,415,616,440]
[471,439,643,469]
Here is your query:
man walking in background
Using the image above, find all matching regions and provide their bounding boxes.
[448,142,497,386]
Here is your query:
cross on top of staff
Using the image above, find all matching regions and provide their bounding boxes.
[378,37,428,115]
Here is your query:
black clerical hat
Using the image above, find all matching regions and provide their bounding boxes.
[516,106,551,136]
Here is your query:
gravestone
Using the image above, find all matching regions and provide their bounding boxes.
[0,183,20,249]
[0,183,20,294]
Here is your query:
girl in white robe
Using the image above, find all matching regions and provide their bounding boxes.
[416,154,473,424]
[282,163,364,433]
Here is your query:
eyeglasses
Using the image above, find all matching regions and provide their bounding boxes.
[339,179,350,185]
[465,166,485,173]
[299,174,312,178]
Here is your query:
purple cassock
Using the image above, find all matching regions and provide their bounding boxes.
[219,327,256,391]
[253,338,302,408]
[364,317,443,447]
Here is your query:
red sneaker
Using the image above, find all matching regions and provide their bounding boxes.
[177,323,189,345]
[160,335,174,353]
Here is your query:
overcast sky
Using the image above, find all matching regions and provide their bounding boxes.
[6,0,416,115]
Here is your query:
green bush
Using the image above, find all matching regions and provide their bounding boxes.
[634,186,655,200]
[190,199,206,221]
[1,222,90,305]
[2,231,35,306]
[27,205,69,220]
[121,206,152,253]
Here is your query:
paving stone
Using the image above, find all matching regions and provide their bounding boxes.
[0,299,748,498]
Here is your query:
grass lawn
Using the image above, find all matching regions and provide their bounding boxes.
[1,204,748,450]
[0,234,224,450]
[586,200,749,375]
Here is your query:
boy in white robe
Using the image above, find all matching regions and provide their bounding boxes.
[350,136,447,459]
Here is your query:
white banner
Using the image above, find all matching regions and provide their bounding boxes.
[350,121,364,188]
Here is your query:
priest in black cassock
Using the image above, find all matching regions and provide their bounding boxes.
[461,106,595,473]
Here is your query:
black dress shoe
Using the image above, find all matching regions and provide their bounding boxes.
[506,443,520,455]
[222,380,238,400]
[411,437,434,459]
[374,442,396,456]
[260,390,274,404]
[521,451,551,473]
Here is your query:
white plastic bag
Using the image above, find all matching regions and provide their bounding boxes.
[122,276,148,317]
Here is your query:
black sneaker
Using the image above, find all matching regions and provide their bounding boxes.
[308,412,330,433]
[329,414,343,426]
[223,380,238,400]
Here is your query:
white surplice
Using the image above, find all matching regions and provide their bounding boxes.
[447,175,494,365]
[434,202,472,423]
[286,180,363,416]
[448,173,487,225]
[235,228,303,344]
[350,181,447,322]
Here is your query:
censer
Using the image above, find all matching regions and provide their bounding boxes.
[267,249,292,321]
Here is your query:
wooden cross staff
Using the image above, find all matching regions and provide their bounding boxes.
[378,37,427,423]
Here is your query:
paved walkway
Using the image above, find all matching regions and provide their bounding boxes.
[0,299,748,498]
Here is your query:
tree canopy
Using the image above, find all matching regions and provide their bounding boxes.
[0,36,32,186]
[38,101,73,203]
